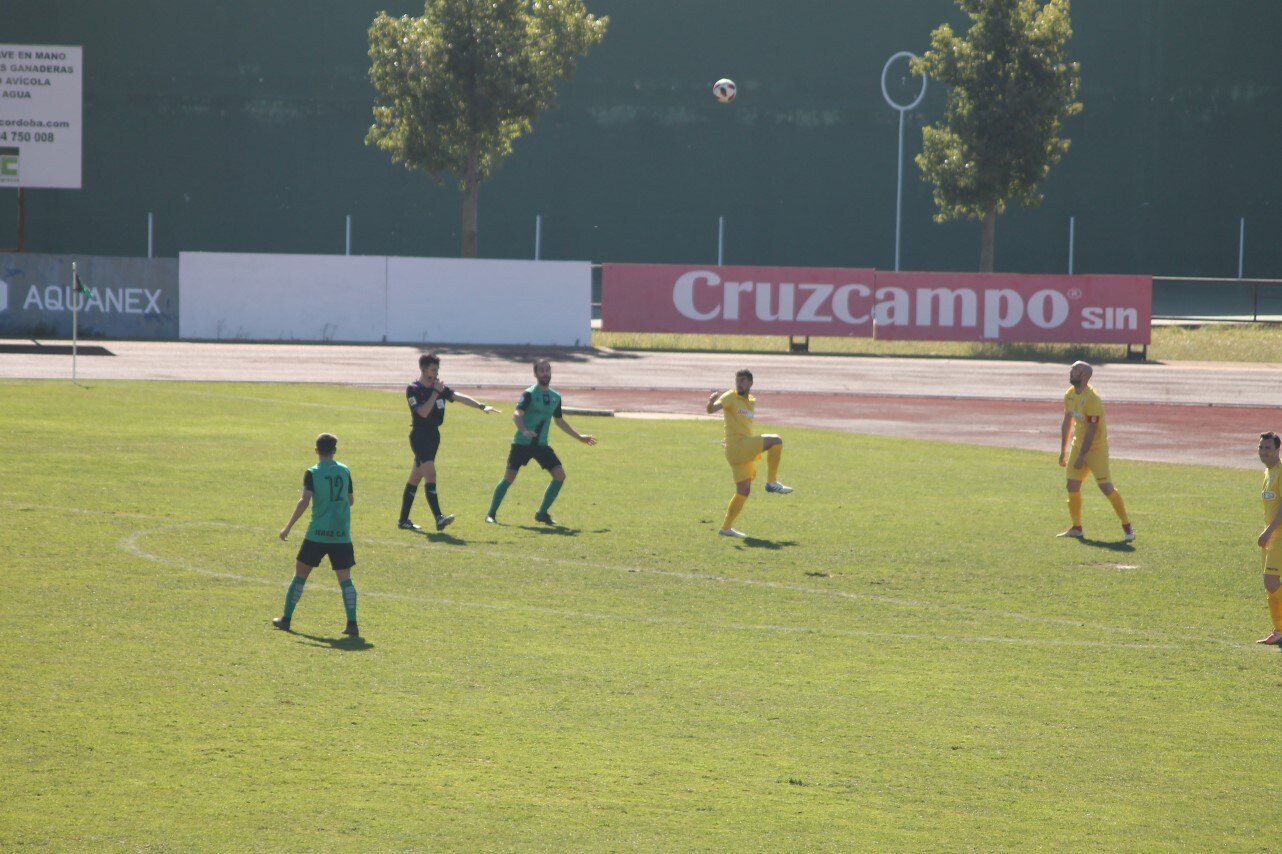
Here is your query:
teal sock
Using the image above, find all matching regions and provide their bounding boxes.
[538,479,563,515]
[340,578,357,623]
[283,576,306,619]
[488,479,510,517]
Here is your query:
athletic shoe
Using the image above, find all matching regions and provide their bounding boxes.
[534,512,558,526]
[765,481,794,494]
[1257,630,1282,645]
[719,528,747,538]
[1056,527,1084,538]
[343,621,360,637]
[436,514,456,531]
[1123,523,1136,543]
[271,617,291,631]
[485,514,498,524]
[398,519,422,531]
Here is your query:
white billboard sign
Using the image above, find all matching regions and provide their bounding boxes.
[0,44,82,189]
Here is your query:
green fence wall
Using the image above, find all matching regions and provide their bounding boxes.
[4,1,1279,278]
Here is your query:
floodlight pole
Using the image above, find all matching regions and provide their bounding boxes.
[881,52,927,272]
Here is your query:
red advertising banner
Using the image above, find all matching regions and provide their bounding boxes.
[601,264,1151,344]
[601,263,879,337]
[870,272,1151,344]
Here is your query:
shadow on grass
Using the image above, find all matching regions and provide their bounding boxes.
[1071,538,1137,553]
[400,527,470,546]
[517,524,609,536]
[294,631,375,651]
[737,537,800,550]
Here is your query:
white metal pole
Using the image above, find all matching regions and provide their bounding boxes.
[717,216,725,266]
[71,261,78,384]
[345,215,352,256]
[535,215,542,260]
[894,110,905,272]
[1238,217,1245,279]
[1068,216,1076,275]
[881,52,926,274]
[147,212,154,259]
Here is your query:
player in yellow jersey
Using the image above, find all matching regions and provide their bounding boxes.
[706,369,792,538]
[1058,360,1135,542]
[1254,432,1282,645]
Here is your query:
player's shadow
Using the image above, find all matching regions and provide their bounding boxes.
[404,529,468,546]
[1072,538,1136,553]
[521,524,582,537]
[739,537,799,550]
[294,631,374,651]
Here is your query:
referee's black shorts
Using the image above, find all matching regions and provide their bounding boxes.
[410,428,442,464]
[505,443,562,472]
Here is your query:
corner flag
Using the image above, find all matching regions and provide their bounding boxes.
[75,270,91,298]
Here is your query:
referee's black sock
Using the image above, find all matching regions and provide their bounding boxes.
[400,483,418,522]
[426,483,444,519]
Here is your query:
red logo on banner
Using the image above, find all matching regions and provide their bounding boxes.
[601,264,1151,344]
[602,264,878,337]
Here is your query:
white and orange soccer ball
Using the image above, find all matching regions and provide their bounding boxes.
[712,78,737,104]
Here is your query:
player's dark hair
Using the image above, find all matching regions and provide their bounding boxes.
[419,352,440,370]
[315,433,339,456]
[735,369,753,382]
[1261,431,1281,449]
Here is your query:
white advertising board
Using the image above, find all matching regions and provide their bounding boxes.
[179,253,389,342]
[0,44,82,189]
[178,253,592,347]
[387,257,591,346]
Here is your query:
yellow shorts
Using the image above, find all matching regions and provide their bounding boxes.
[1264,536,1282,575]
[725,436,765,483]
[1066,445,1111,484]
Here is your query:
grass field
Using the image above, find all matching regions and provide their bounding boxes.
[4,379,1280,850]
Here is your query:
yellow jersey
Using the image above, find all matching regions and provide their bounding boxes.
[1263,464,1282,529]
[717,389,755,443]
[1064,384,1107,449]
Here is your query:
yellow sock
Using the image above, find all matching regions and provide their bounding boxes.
[723,493,747,530]
[1067,492,1083,527]
[766,445,781,482]
[1268,587,1282,631]
[1106,489,1129,525]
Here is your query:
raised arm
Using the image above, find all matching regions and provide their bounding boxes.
[706,390,725,414]
[453,391,499,414]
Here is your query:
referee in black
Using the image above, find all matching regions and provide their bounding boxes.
[399,353,500,531]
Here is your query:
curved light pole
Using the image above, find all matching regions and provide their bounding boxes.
[881,52,927,272]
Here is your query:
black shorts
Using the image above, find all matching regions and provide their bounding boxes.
[505,443,562,472]
[410,428,442,464]
[297,539,356,571]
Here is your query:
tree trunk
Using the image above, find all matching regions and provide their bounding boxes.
[460,146,480,258]
[979,201,997,272]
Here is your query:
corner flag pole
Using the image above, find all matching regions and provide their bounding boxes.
[72,261,79,383]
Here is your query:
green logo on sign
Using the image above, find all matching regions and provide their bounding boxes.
[0,147,17,178]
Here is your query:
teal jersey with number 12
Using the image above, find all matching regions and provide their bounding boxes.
[305,460,353,543]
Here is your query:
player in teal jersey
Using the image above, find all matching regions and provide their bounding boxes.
[273,433,360,636]
[486,359,597,525]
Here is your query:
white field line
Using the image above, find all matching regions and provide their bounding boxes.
[103,515,1184,651]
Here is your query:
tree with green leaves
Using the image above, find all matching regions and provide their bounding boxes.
[366,0,607,258]
[912,0,1081,272]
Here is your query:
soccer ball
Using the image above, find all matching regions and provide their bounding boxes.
[712,78,737,104]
